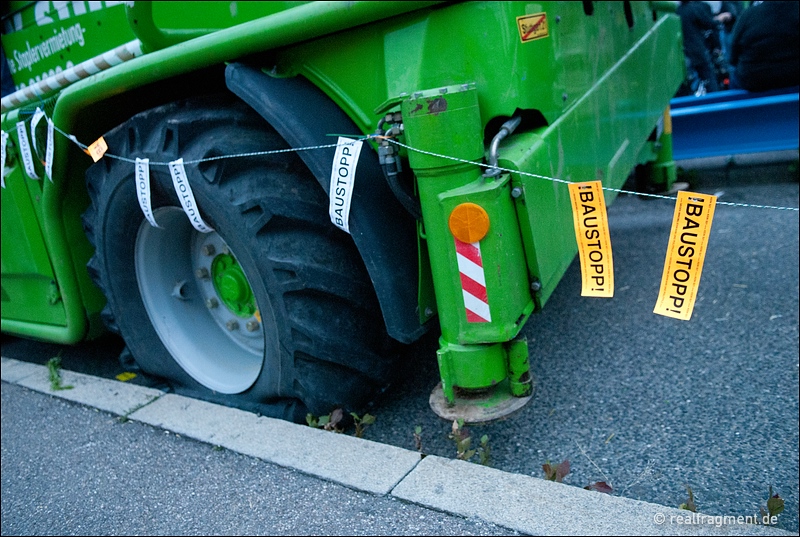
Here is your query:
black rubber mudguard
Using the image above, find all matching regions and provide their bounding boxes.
[225,62,427,344]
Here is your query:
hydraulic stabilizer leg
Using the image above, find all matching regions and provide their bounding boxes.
[635,107,679,194]
[399,83,535,423]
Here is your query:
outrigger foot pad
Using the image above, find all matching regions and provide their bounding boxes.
[429,379,533,424]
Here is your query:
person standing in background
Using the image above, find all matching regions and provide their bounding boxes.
[712,1,743,65]
[728,1,799,92]
[677,1,722,94]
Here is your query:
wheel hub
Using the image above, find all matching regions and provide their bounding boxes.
[212,253,256,317]
[134,207,265,394]
[193,233,263,346]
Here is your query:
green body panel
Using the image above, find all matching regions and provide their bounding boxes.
[500,13,683,305]
[0,110,66,328]
[1,105,104,343]
[1,0,684,371]
[132,2,309,51]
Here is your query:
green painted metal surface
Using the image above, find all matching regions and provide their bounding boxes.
[1,0,684,371]
[499,13,684,306]
[129,2,310,52]
[0,110,66,328]
[277,2,684,308]
[211,252,257,318]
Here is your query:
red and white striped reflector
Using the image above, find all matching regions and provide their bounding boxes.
[455,238,491,323]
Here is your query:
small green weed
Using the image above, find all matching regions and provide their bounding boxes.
[46,354,73,391]
[758,486,784,525]
[448,419,491,466]
[413,425,424,453]
[305,408,344,433]
[679,485,698,512]
[584,481,613,494]
[350,412,375,438]
[306,409,376,437]
[542,459,570,483]
[477,434,491,466]
[449,419,476,461]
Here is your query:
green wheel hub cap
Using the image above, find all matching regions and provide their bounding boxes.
[212,253,256,317]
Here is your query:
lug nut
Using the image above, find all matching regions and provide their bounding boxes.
[202,244,216,256]
[196,267,209,279]
[245,320,259,332]
[226,320,239,331]
[206,298,219,309]
[511,187,523,198]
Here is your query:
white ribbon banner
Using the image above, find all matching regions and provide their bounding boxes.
[1,130,8,188]
[136,158,159,228]
[30,107,45,159]
[328,137,363,234]
[16,121,39,179]
[168,158,213,233]
[45,118,54,182]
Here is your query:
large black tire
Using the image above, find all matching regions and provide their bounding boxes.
[82,94,399,421]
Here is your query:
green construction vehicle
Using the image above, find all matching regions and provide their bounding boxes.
[1,1,683,423]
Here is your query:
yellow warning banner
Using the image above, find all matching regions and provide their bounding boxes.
[568,181,614,297]
[654,191,717,320]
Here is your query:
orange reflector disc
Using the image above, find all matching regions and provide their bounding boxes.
[449,203,490,243]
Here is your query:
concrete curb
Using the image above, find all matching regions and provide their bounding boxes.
[130,392,421,495]
[2,357,794,536]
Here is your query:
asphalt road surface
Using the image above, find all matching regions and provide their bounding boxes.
[2,161,798,533]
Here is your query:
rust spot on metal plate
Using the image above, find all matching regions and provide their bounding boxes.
[427,97,448,115]
[409,103,424,115]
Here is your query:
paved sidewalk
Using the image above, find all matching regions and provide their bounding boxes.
[2,357,794,536]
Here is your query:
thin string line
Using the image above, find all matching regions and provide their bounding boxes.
[8,123,798,213]
[50,124,345,165]
[384,138,800,212]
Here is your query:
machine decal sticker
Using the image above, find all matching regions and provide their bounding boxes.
[516,13,549,43]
